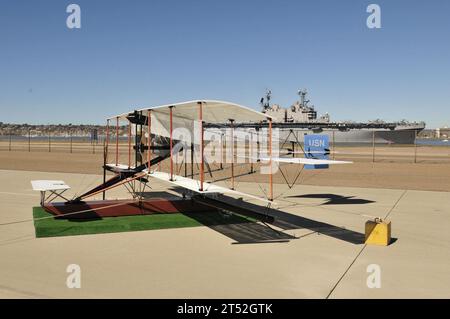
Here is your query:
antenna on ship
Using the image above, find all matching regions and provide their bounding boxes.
[261,89,272,111]
[297,89,309,107]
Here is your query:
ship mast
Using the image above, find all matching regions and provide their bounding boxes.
[298,89,309,108]
[260,89,272,111]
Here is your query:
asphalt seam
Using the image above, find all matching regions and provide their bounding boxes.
[325,243,367,299]
[325,189,407,299]
[384,189,408,219]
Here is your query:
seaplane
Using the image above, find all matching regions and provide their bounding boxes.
[31,100,354,243]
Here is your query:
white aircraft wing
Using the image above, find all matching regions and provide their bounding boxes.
[286,150,339,154]
[109,100,271,145]
[31,180,70,191]
[242,156,352,165]
[146,170,273,204]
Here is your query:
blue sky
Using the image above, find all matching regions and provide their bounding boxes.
[1,0,449,128]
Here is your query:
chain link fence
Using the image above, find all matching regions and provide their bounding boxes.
[1,131,449,164]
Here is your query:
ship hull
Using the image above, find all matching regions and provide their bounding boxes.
[280,127,423,144]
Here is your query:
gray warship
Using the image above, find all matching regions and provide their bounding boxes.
[261,90,425,144]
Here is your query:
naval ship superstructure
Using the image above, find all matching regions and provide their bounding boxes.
[261,89,425,144]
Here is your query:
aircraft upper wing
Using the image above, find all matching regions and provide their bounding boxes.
[109,100,272,144]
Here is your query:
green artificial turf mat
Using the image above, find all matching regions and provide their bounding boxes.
[32,206,256,238]
[32,207,203,238]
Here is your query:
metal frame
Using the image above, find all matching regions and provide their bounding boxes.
[199,101,204,191]
[39,189,70,206]
[169,106,174,181]
[229,119,235,190]
[115,117,119,166]
[268,117,273,201]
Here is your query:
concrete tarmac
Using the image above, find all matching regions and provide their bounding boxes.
[0,169,449,298]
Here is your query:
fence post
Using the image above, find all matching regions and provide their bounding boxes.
[414,130,418,163]
[190,143,194,179]
[250,130,254,173]
[220,133,224,170]
[9,131,12,151]
[184,146,188,177]
[70,132,73,153]
[291,141,295,158]
[372,130,375,163]
[332,130,335,160]
[48,133,51,152]
[102,139,106,200]
[28,129,31,152]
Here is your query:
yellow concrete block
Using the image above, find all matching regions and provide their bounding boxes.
[365,218,391,246]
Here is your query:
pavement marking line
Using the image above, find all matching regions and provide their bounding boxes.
[296,230,317,239]
[0,235,35,248]
[0,191,39,197]
[315,205,376,219]
[325,189,407,299]
[0,284,51,299]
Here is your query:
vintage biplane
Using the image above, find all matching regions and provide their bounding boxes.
[32,100,357,243]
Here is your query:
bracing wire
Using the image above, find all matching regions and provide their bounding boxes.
[0,199,139,227]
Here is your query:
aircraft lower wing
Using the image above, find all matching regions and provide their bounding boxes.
[260,157,352,165]
[146,170,273,204]
[239,155,352,165]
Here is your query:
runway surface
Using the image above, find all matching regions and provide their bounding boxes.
[0,169,449,298]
